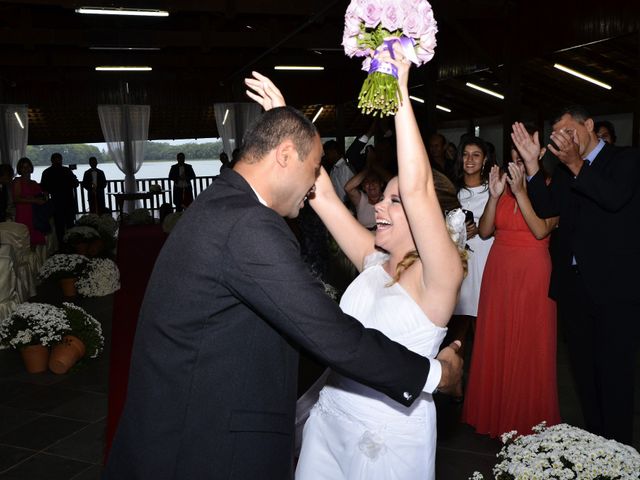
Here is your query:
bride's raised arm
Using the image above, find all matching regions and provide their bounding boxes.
[244,71,376,271]
[388,48,463,325]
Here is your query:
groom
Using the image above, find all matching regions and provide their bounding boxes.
[104,103,462,479]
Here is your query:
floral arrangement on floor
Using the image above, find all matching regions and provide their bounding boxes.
[76,213,118,238]
[76,258,120,297]
[0,303,70,349]
[124,208,154,226]
[61,303,104,358]
[161,211,183,234]
[343,0,438,116]
[38,254,89,282]
[63,226,101,244]
[470,422,640,480]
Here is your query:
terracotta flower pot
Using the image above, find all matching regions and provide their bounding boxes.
[74,242,89,256]
[20,344,50,373]
[49,335,86,374]
[59,277,77,297]
[87,238,105,257]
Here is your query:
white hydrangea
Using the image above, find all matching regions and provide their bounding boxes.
[472,422,640,480]
[76,258,120,297]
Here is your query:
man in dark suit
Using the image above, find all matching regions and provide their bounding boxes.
[168,152,196,212]
[81,156,107,214]
[40,152,79,245]
[105,106,462,479]
[524,106,640,445]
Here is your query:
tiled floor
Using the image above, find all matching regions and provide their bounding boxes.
[1,281,638,479]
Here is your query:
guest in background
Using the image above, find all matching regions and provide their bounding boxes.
[344,154,386,230]
[446,136,495,400]
[219,151,231,171]
[0,164,14,222]
[12,157,47,247]
[594,119,617,145]
[40,152,78,246]
[168,152,196,212]
[445,142,458,166]
[81,156,107,214]
[428,132,455,181]
[462,128,561,437]
[323,140,354,204]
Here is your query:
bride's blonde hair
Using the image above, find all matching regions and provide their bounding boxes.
[386,242,469,286]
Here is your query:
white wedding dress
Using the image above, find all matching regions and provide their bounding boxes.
[295,252,447,480]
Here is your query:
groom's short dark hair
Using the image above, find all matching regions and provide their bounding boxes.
[240,106,318,164]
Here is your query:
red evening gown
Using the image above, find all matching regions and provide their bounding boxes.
[461,188,560,437]
[13,178,47,246]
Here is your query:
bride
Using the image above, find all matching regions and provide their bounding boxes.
[245,45,464,480]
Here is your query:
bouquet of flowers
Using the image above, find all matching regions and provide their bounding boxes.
[61,303,104,358]
[0,303,69,349]
[76,258,120,297]
[343,0,438,116]
[63,226,101,245]
[38,254,89,282]
[470,422,640,480]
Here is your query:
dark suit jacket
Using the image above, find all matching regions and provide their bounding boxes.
[168,163,196,188]
[105,168,430,479]
[40,165,79,211]
[528,143,640,304]
[81,168,107,192]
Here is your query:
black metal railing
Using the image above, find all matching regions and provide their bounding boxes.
[74,175,217,217]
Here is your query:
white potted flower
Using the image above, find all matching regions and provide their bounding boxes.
[0,303,70,373]
[76,258,120,297]
[38,254,90,297]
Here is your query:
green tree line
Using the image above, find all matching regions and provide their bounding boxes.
[26,140,224,166]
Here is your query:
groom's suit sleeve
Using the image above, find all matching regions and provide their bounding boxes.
[223,208,431,407]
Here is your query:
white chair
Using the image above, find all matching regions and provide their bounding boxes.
[0,222,39,301]
[0,244,20,320]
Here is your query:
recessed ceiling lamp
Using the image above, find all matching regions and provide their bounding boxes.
[95,66,152,71]
[90,46,161,51]
[408,96,453,112]
[465,82,504,100]
[553,63,612,90]
[274,66,324,71]
[76,7,169,17]
[311,107,324,123]
[14,112,24,129]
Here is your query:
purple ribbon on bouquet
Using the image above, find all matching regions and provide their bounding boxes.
[367,36,418,78]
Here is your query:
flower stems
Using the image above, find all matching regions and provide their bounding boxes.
[358,72,403,117]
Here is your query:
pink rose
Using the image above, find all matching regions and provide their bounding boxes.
[344,12,362,36]
[342,35,360,57]
[402,11,424,38]
[361,57,372,72]
[361,0,383,28]
[381,2,404,32]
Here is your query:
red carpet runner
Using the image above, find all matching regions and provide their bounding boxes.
[104,224,167,460]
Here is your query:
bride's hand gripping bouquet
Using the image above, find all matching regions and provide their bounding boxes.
[343,0,438,117]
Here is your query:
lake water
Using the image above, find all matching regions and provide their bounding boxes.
[32,159,222,183]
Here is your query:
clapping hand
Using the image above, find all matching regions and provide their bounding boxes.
[511,122,542,176]
[244,71,286,111]
[488,165,507,198]
[506,162,527,196]
[548,127,582,173]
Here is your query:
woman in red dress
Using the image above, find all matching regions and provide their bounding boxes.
[461,126,561,437]
[12,157,47,246]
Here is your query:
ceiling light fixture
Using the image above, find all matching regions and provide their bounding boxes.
[14,112,24,129]
[76,7,169,17]
[465,82,504,100]
[274,66,324,71]
[90,46,161,51]
[95,66,152,71]
[553,63,612,90]
[222,109,230,126]
[409,95,424,103]
[409,96,453,112]
[311,107,324,123]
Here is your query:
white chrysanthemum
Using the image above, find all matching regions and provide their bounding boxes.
[76,258,120,297]
[0,303,70,348]
[38,254,89,282]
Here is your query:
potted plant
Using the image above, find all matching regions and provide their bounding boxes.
[76,258,120,297]
[49,303,104,374]
[75,213,118,256]
[38,254,89,297]
[469,422,640,479]
[63,225,101,256]
[0,303,70,373]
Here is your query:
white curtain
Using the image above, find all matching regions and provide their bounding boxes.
[0,105,29,168]
[97,105,150,198]
[214,103,262,157]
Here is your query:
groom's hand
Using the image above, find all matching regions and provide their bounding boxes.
[435,341,463,394]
